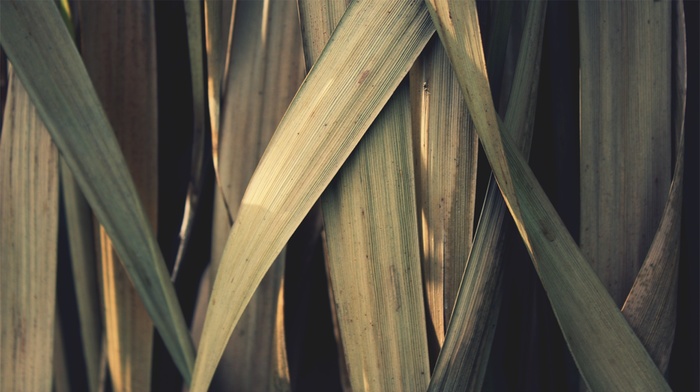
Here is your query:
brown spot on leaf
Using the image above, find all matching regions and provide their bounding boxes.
[358,69,370,85]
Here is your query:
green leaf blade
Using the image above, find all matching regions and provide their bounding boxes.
[0,0,195,381]
[424,0,671,390]
[190,1,435,389]
[0,69,59,392]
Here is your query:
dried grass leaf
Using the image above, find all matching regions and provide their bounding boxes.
[322,81,431,391]
[0,68,59,392]
[424,0,671,390]
[0,1,194,380]
[190,1,435,389]
[428,2,546,389]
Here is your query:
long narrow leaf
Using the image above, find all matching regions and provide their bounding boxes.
[60,160,102,392]
[205,0,236,200]
[621,1,687,372]
[410,36,478,354]
[579,0,673,307]
[429,2,546,389]
[322,81,431,391]
[54,3,103,388]
[0,1,195,380]
[424,0,671,390]
[190,1,435,389]
[79,1,160,388]
[192,1,305,389]
[0,68,59,392]
[53,308,70,392]
[172,0,208,280]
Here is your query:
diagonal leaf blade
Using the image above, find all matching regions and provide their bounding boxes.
[190,0,435,389]
[322,81,431,391]
[0,0,195,381]
[0,68,59,392]
[429,2,547,389]
[424,0,671,390]
[410,36,479,355]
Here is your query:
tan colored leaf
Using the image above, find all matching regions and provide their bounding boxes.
[428,2,546,389]
[205,0,236,192]
[322,81,431,391]
[410,36,478,351]
[79,1,160,389]
[297,0,351,71]
[191,1,306,390]
[621,0,687,373]
[579,0,673,307]
[0,1,195,380]
[190,0,435,389]
[0,68,59,392]
[424,0,670,390]
[172,0,209,280]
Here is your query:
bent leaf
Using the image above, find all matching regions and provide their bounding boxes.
[579,0,672,307]
[0,1,195,380]
[621,0,687,372]
[429,1,546,389]
[424,0,671,390]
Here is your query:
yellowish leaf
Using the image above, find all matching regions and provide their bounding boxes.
[0,68,59,392]
[0,1,194,380]
[424,0,671,390]
[190,1,435,389]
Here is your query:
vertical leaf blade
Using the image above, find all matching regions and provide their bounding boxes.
[79,1,160,389]
[0,69,59,392]
[410,36,478,352]
[323,82,431,391]
[621,1,687,372]
[579,0,673,307]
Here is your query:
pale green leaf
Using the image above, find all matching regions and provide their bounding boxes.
[190,0,435,389]
[0,1,194,380]
[429,2,546,389]
[60,160,102,392]
[424,0,671,390]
